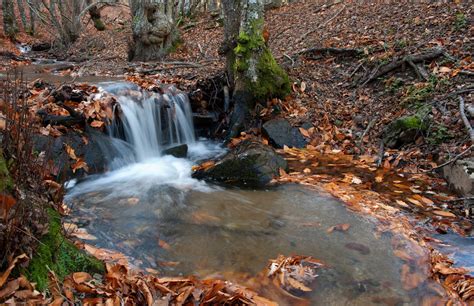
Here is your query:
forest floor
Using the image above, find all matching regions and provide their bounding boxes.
[1,0,474,304]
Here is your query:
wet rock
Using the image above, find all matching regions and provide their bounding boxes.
[163,144,188,158]
[193,141,287,187]
[443,158,474,214]
[33,130,124,180]
[262,118,307,148]
[31,42,51,52]
[383,115,427,149]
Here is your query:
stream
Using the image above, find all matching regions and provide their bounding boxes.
[59,81,441,305]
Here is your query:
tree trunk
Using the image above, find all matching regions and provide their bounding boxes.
[2,0,18,38]
[128,0,177,61]
[26,0,38,35]
[86,0,106,31]
[17,0,28,32]
[222,0,290,138]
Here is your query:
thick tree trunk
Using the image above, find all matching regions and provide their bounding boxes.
[2,0,18,38]
[222,0,291,138]
[129,0,177,61]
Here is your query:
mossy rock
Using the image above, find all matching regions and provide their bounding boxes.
[22,208,104,291]
[383,115,428,149]
[0,150,13,193]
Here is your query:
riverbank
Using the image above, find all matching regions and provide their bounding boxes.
[1,0,473,304]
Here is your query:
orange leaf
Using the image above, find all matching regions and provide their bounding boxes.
[71,158,89,173]
[90,120,104,128]
[64,144,77,160]
[72,272,92,284]
[432,210,456,218]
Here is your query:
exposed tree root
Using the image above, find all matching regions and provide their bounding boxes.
[362,47,445,85]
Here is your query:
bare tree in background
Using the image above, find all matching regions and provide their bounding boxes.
[221,0,290,138]
[2,0,18,38]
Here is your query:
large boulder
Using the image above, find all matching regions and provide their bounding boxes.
[443,158,474,216]
[262,118,307,149]
[193,141,287,187]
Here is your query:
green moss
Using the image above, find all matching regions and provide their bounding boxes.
[23,209,104,291]
[93,19,106,31]
[232,19,291,101]
[395,115,425,130]
[0,150,13,193]
[454,12,467,30]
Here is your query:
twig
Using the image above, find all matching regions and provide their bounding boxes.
[430,145,473,171]
[296,5,346,44]
[356,117,377,153]
[376,140,385,167]
[349,62,363,78]
[459,96,474,142]
[283,53,295,66]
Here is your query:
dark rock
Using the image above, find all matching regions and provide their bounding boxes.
[263,118,307,149]
[383,115,427,149]
[300,121,313,130]
[163,144,188,158]
[193,141,287,187]
[31,42,51,52]
[32,130,128,181]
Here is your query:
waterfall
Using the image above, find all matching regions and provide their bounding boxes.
[101,83,196,162]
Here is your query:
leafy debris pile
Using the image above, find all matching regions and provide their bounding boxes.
[0,254,323,305]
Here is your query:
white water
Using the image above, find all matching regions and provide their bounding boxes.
[67,82,221,197]
[104,83,196,161]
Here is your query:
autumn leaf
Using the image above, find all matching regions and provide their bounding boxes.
[72,272,92,284]
[90,120,104,128]
[432,210,456,218]
[64,144,77,160]
[299,128,310,138]
[71,158,89,173]
[327,223,351,233]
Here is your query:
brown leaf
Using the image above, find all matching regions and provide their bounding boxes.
[90,120,105,128]
[158,239,171,250]
[0,254,28,288]
[71,158,89,173]
[432,210,456,218]
[327,223,351,233]
[72,272,92,284]
[64,144,77,160]
[299,128,310,138]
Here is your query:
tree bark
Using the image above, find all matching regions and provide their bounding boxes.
[222,0,291,138]
[128,0,177,61]
[86,0,106,31]
[2,0,18,38]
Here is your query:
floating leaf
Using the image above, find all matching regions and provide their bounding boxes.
[432,210,456,218]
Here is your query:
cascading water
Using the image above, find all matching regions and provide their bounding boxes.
[102,83,196,161]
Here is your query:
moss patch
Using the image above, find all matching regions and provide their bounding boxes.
[233,20,291,101]
[23,208,104,291]
[0,150,13,193]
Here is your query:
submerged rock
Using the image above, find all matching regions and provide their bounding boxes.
[163,144,188,158]
[193,141,287,187]
[263,118,307,148]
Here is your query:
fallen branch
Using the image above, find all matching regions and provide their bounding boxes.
[459,96,474,142]
[356,117,377,153]
[430,145,473,171]
[362,47,445,84]
[295,47,363,58]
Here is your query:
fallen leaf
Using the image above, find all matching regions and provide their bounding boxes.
[432,210,456,218]
[90,120,104,128]
[64,144,77,160]
[72,272,92,284]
